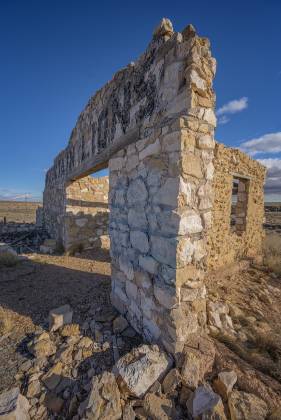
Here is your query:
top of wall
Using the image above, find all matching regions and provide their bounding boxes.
[45,18,216,186]
[214,141,267,181]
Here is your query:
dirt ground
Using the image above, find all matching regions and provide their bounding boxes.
[0,248,115,392]
[1,201,281,418]
[0,201,41,223]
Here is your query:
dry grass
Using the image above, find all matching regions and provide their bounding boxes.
[263,233,281,275]
[0,308,13,336]
[0,252,19,268]
[0,201,41,223]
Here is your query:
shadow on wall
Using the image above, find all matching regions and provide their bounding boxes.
[66,199,108,209]
[64,209,109,253]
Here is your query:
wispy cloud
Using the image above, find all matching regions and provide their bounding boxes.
[240,132,281,156]
[217,97,248,124]
[258,158,281,194]
[217,97,248,116]
[0,188,42,202]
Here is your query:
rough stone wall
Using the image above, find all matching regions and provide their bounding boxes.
[109,22,216,354]
[43,179,66,242]
[64,176,109,251]
[206,143,266,270]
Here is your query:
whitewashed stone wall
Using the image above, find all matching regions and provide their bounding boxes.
[109,20,216,352]
[43,18,217,353]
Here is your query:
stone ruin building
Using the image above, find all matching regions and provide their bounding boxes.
[40,19,266,355]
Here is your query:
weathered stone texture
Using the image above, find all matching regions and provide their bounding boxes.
[41,18,266,355]
[206,144,266,270]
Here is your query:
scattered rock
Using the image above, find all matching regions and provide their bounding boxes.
[27,332,56,358]
[162,368,181,396]
[0,387,30,420]
[42,362,62,391]
[81,372,122,419]
[178,334,215,389]
[0,242,17,256]
[49,304,73,332]
[187,386,226,419]
[113,344,172,397]
[44,392,64,413]
[228,390,268,420]
[113,315,128,334]
[143,393,175,420]
[213,370,237,400]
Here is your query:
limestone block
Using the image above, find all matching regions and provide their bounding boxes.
[154,284,178,309]
[178,335,215,389]
[0,387,30,420]
[130,231,149,253]
[81,372,122,420]
[113,344,172,397]
[114,189,125,206]
[139,139,161,160]
[49,304,73,332]
[109,157,125,171]
[127,179,148,207]
[126,154,139,172]
[228,391,268,420]
[180,285,206,302]
[177,237,195,265]
[153,178,179,207]
[198,134,215,149]
[143,317,161,341]
[187,386,226,419]
[213,370,237,401]
[190,69,207,93]
[113,315,128,334]
[128,208,148,229]
[161,131,181,152]
[119,256,134,280]
[203,108,217,127]
[182,152,203,178]
[179,210,203,234]
[125,280,138,301]
[135,270,152,290]
[139,255,158,274]
[143,393,175,420]
[151,235,177,267]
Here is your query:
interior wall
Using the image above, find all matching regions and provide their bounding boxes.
[63,176,109,251]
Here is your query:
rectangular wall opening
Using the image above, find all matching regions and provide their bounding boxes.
[64,166,109,253]
[230,176,249,235]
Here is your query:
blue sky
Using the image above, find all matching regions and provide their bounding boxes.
[0,0,280,201]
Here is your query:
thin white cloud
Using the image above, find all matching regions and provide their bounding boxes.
[0,189,41,202]
[258,158,281,194]
[240,132,281,156]
[217,97,248,116]
[218,115,230,125]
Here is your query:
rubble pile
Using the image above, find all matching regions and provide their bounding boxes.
[0,303,276,420]
[0,222,49,253]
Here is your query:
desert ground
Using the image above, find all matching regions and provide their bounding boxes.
[0,201,41,224]
[0,201,281,419]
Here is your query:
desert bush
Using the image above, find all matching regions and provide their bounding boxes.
[0,252,19,268]
[263,233,281,275]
